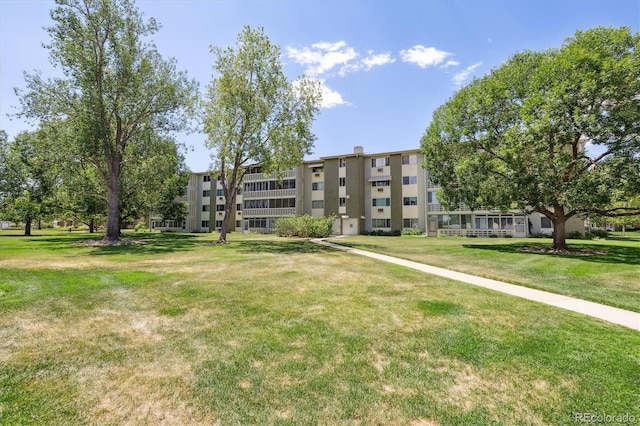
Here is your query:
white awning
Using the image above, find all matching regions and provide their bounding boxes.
[367,176,392,182]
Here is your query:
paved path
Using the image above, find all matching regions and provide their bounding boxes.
[312,239,640,331]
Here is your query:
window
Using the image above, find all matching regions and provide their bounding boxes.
[312,182,324,190]
[236,204,242,211]
[339,158,346,167]
[203,175,211,182]
[372,180,390,187]
[371,157,389,167]
[402,154,417,165]
[201,220,210,228]
[428,191,439,204]
[217,189,225,196]
[402,176,417,185]
[403,197,418,206]
[541,217,553,228]
[216,204,225,211]
[202,190,211,197]
[202,205,210,212]
[339,197,346,206]
[215,220,223,228]
[403,218,419,228]
[372,198,390,207]
[372,218,391,228]
[339,177,346,187]
[312,166,324,173]
[312,200,324,209]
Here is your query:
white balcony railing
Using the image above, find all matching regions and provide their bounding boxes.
[242,208,296,216]
[244,169,296,181]
[242,189,296,199]
[437,229,514,237]
[427,203,471,212]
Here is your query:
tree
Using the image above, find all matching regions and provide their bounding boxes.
[421,27,640,250]
[202,26,322,243]
[17,0,196,241]
[0,129,61,235]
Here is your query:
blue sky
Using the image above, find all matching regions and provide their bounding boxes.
[1,0,638,172]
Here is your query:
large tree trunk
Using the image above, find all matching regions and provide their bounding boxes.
[217,189,237,244]
[24,219,32,236]
[105,172,120,242]
[551,216,568,251]
[89,217,95,234]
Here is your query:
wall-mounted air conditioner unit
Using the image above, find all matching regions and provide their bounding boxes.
[377,188,384,192]
[377,168,384,172]
[377,208,384,212]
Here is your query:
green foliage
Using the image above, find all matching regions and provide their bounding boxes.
[362,229,402,236]
[401,229,424,236]
[202,26,322,242]
[0,129,62,235]
[17,0,197,241]
[421,27,640,250]
[274,215,335,238]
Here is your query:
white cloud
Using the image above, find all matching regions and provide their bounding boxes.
[399,45,453,68]
[452,61,482,85]
[443,60,460,68]
[286,42,394,77]
[286,42,357,77]
[317,79,349,109]
[361,52,395,71]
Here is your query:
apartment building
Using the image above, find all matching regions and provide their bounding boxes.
[163,146,582,237]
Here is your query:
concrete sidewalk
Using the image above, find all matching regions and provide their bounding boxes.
[313,238,640,331]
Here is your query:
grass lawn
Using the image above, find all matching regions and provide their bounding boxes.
[0,231,638,425]
[328,235,640,313]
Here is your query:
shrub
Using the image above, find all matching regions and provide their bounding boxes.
[401,229,423,236]
[134,222,148,233]
[274,215,335,238]
[589,228,609,238]
[530,232,552,238]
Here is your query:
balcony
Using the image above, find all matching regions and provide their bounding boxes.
[438,229,514,237]
[242,208,296,216]
[242,189,296,199]
[244,169,296,181]
[427,203,471,212]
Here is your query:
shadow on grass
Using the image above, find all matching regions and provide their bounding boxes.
[80,233,199,256]
[463,242,640,265]
[233,239,337,254]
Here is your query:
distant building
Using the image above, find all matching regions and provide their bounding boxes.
[160,146,583,236]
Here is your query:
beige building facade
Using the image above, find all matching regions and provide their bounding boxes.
[158,146,583,237]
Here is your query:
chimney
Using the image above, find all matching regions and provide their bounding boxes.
[353,146,364,154]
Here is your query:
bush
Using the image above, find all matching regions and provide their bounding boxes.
[362,229,402,237]
[589,228,609,238]
[530,232,552,238]
[134,222,148,233]
[274,215,335,238]
[401,229,423,236]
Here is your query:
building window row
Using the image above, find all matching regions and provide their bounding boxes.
[403,176,417,185]
[203,175,211,182]
[372,198,391,207]
[403,197,418,206]
[203,190,211,197]
[312,182,324,190]
[216,204,226,211]
[339,177,346,187]
[201,220,209,228]
[202,205,210,212]
[372,218,391,228]
[244,179,296,192]
[402,154,417,165]
[312,200,324,209]
[372,157,390,168]
[403,218,419,228]
[339,158,346,167]
[372,180,390,187]
[244,198,296,209]
[339,197,346,206]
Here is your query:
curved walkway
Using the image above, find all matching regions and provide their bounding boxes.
[312,238,640,331]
